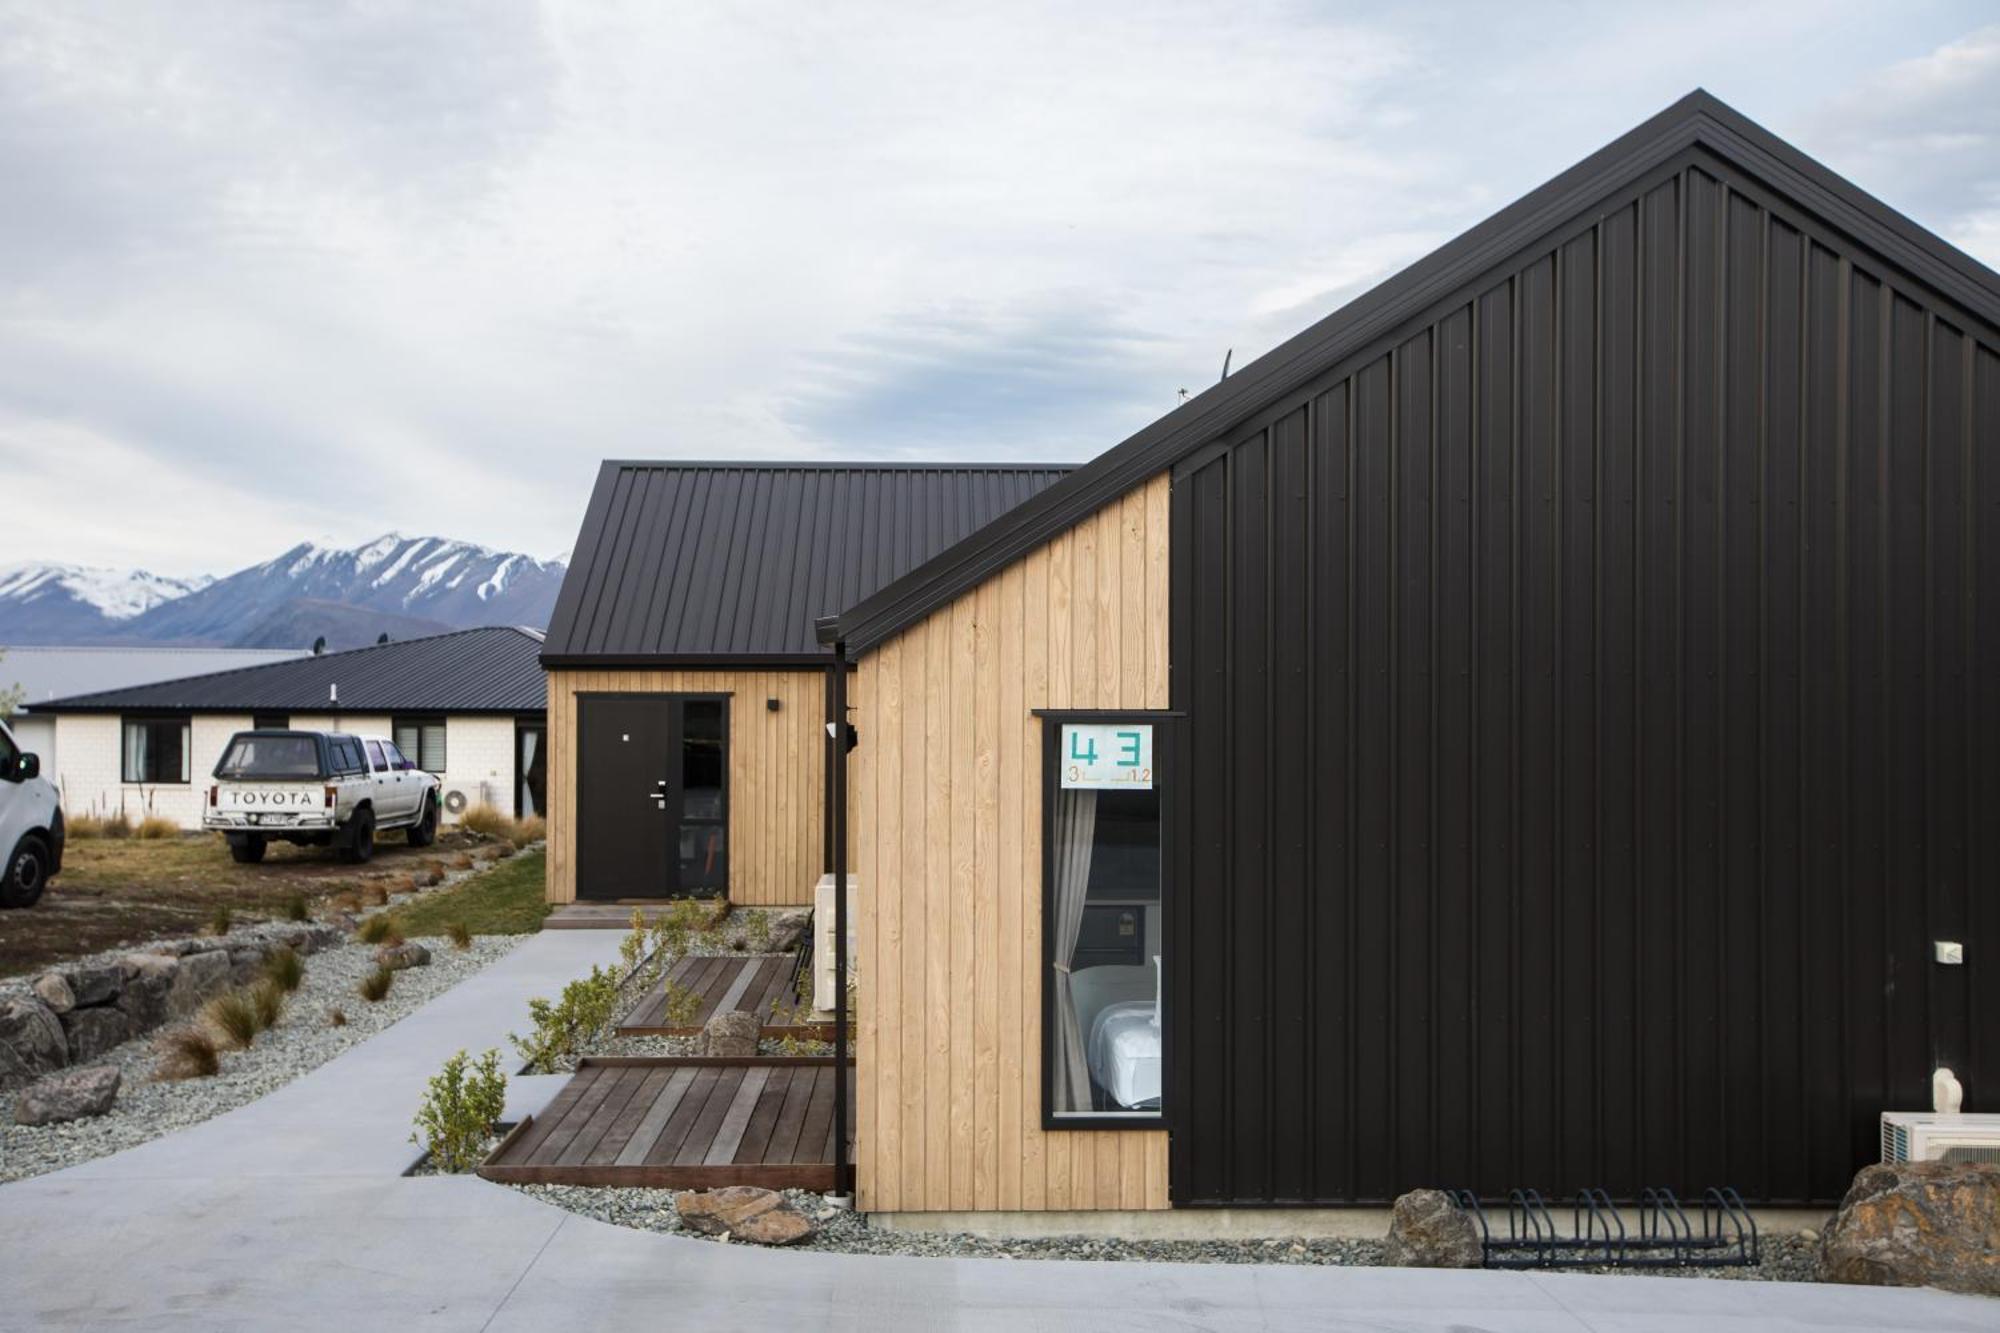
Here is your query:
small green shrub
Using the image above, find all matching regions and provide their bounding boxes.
[359,967,394,1003]
[283,895,310,922]
[357,915,395,945]
[155,1026,221,1079]
[206,904,234,937]
[662,978,703,1029]
[204,990,262,1050]
[510,964,623,1073]
[264,946,304,992]
[410,1048,507,1173]
[446,920,472,950]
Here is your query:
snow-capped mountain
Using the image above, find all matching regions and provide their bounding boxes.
[0,536,566,647]
[0,564,215,641]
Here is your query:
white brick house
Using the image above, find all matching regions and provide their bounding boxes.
[31,628,547,831]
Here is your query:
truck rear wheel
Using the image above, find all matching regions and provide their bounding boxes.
[0,835,50,909]
[340,808,376,864]
[228,834,268,864]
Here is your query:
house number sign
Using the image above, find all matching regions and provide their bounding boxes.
[1060,724,1153,789]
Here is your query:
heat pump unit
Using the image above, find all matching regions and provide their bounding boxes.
[1879,1112,2000,1165]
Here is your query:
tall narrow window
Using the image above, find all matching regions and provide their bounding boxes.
[1045,718,1163,1125]
[516,722,546,818]
[122,717,191,784]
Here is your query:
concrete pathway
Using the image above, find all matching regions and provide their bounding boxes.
[0,933,1991,1331]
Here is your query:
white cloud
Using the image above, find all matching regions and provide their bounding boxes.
[0,2,1994,576]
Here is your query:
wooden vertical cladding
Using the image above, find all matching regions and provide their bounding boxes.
[1171,151,2000,1206]
[546,669,822,906]
[851,475,1172,1212]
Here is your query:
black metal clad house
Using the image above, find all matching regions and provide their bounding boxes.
[825,91,2000,1208]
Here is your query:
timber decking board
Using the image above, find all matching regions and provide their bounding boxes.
[617,954,810,1036]
[479,1058,854,1189]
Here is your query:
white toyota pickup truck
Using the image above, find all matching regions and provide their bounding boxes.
[205,729,440,864]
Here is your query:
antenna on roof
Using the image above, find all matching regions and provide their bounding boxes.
[1219,348,1233,381]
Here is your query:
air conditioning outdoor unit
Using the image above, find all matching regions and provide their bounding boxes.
[1879,1112,2000,1166]
[442,789,470,815]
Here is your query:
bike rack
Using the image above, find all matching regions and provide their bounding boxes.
[1447,1186,1758,1269]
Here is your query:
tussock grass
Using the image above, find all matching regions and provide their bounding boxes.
[101,813,134,839]
[328,1007,348,1027]
[134,815,179,840]
[356,915,396,945]
[457,804,513,837]
[446,920,472,950]
[360,883,390,908]
[206,904,234,937]
[264,945,304,992]
[359,967,394,1003]
[283,895,311,922]
[68,812,109,838]
[205,990,263,1050]
[248,977,285,1028]
[155,1026,221,1080]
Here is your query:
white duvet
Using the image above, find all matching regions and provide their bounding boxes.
[1086,1001,1161,1109]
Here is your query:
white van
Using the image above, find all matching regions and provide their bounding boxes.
[0,716,64,909]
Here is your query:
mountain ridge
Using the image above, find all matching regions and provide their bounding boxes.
[0,535,565,648]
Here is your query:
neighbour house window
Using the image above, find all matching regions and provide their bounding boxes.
[516,722,546,818]
[253,713,289,731]
[1043,716,1166,1126]
[393,717,447,773]
[121,717,191,784]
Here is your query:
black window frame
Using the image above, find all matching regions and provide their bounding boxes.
[392,715,448,774]
[513,717,546,820]
[252,713,289,731]
[1037,708,1178,1132]
[120,714,192,785]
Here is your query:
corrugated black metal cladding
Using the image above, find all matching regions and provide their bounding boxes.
[1168,157,2000,1206]
[543,464,1072,660]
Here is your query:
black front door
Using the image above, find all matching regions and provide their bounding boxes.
[578,694,729,900]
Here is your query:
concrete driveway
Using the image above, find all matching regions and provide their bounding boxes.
[0,932,1990,1332]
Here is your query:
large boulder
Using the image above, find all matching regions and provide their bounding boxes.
[1383,1189,1484,1269]
[0,998,68,1088]
[1819,1160,2000,1296]
[31,973,75,1016]
[676,1186,814,1245]
[14,1065,120,1126]
[166,949,232,1020]
[226,947,271,986]
[374,941,432,971]
[764,910,810,955]
[699,1009,760,1057]
[60,1006,133,1063]
[64,963,122,1009]
[114,954,179,1033]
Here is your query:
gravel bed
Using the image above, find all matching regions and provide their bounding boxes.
[505,1182,1823,1277]
[0,933,521,1184]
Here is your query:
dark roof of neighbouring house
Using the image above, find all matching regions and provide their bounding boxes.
[541,462,1073,664]
[822,89,2000,655]
[32,626,547,714]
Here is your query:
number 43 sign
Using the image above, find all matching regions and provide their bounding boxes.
[1060,723,1153,790]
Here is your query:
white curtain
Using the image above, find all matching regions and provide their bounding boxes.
[1050,788,1098,1114]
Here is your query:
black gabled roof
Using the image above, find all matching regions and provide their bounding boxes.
[541,462,1072,663]
[825,89,2000,655]
[33,626,547,714]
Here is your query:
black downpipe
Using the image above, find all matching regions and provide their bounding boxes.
[828,639,851,1198]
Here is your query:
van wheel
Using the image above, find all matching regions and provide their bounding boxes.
[340,808,376,864]
[407,795,438,847]
[229,835,267,865]
[0,835,51,909]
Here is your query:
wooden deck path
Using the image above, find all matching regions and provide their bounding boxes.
[478,1057,852,1189]
[617,953,810,1036]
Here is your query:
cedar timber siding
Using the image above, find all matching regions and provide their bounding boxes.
[1170,150,2000,1206]
[850,475,1172,1212]
[546,670,823,906]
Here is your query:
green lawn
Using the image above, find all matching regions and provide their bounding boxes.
[389,848,551,937]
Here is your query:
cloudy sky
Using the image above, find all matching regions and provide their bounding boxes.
[2,2,1996,577]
